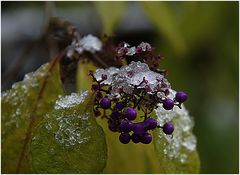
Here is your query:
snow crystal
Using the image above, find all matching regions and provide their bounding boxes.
[2,63,49,135]
[126,46,136,56]
[67,34,102,57]
[138,42,151,51]
[94,61,170,96]
[54,90,88,110]
[54,112,91,146]
[78,34,102,53]
[94,67,119,85]
[182,135,197,151]
[155,89,197,163]
[42,111,91,147]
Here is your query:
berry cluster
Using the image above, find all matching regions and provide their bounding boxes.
[89,59,188,144]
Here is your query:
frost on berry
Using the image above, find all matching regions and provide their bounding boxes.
[94,67,119,85]
[91,59,189,145]
[154,89,196,163]
[93,61,170,96]
[89,38,191,148]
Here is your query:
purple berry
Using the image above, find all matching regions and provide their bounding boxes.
[111,111,119,120]
[175,91,188,103]
[108,119,119,132]
[116,102,125,110]
[91,84,99,91]
[141,133,152,144]
[163,122,174,135]
[100,98,111,109]
[125,107,137,120]
[163,99,174,110]
[94,110,101,117]
[136,47,142,54]
[131,133,141,143]
[96,92,103,100]
[145,117,158,130]
[132,123,146,135]
[119,133,131,144]
[119,120,132,133]
[101,74,107,80]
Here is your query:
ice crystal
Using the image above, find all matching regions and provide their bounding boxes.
[93,61,170,96]
[138,42,151,52]
[78,34,102,53]
[155,89,197,163]
[67,34,102,57]
[55,90,88,110]
[117,42,152,56]
[46,90,91,146]
[54,112,91,146]
[94,67,119,85]
[126,46,136,55]
[2,63,49,134]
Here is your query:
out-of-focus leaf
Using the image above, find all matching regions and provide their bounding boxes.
[29,92,107,173]
[153,89,200,173]
[77,60,97,92]
[1,63,64,173]
[142,2,187,54]
[94,1,127,35]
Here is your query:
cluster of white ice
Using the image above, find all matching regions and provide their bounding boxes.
[94,61,170,97]
[54,90,88,110]
[54,112,91,146]
[117,42,151,56]
[155,89,197,163]
[67,34,102,58]
[2,63,49,131]
[46,91,91,146]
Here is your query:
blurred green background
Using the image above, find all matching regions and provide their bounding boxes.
[1,1,239,173]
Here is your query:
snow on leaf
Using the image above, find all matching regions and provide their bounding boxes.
[153,89,200,173]
[1,63,64,173]
[54,90,88,110]
[30,94,107,173]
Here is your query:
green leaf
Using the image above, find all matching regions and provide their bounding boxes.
[94,1,127,35]
[29,92,107,173]
[142,2,187,54]
[153,90,200,173]
[1,63,64,173]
